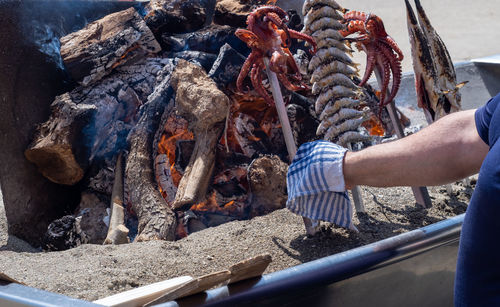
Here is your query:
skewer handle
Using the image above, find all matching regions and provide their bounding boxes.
[263,58,318,235]
[263,59,297,160]
[373,67,432,208]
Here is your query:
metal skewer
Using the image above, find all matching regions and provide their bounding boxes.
[263,58,319,236]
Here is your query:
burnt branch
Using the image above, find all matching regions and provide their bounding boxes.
[125,60,177,241]
[60,7,161,86]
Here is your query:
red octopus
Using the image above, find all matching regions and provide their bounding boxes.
[235,6,317,105]
[340,11,403,110]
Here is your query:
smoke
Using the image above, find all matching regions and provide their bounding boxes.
[17,1,145,75]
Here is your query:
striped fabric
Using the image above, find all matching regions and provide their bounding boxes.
[286,140,357,231]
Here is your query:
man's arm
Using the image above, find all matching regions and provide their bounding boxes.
[343,109,489,188]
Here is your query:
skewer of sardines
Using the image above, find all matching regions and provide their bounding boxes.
[302,0,370,147]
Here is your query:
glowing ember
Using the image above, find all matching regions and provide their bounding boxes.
[362,115,386,136]
[157,115,193,188]
[190,191,246,216]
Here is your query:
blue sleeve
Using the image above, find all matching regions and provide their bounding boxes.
[475,93,500,146]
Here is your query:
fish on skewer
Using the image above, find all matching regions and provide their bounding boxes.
[405,0,467,122]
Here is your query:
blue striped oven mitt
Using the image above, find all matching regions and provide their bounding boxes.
[286,140,357,231]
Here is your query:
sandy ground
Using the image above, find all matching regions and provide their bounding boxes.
[0,0,497,302]
[0,183,473,301]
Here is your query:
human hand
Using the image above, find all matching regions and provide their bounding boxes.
[286,141,356,230]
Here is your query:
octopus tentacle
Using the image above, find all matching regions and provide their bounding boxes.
[378,41,402,104]
[250,61,274,106]
[339,20,366,37]
[251,5,288,22]
[237,50,261,93]
[382,36,404,61]
[343,10,368,22]
[288,29,317,54]
[277,73,307,92]
[234,29,260,49]
[264,12,292,47]
[359,43,376,86]
[283,48,302,80]
[378,52,392,107]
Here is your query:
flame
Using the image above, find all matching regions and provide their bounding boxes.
[221,92,279,153]
[190,191,244,216]
[362,114,386,136]
[157,115,194,188]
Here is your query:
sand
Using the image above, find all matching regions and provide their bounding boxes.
[0,182,473,301]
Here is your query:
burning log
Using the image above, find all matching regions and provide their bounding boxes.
[170,59,230,210]
[125,60,178,241]
[104,153,130,245]
[60,7,161,86]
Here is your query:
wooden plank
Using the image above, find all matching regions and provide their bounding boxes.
[93,276,194,307]
[228,253,272,284]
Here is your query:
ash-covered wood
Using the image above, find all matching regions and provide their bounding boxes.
[60,7,161,86]
[169,51,218,72]
[208,43,246,90]
[24,99,97,185]
[161,24,245,55]
[125,60,177,241]
[74,192,109,244]
[170,60,230,210]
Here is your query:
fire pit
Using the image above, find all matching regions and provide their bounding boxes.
[1,0,496,306]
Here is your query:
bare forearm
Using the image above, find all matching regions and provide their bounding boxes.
[344,109,489,188]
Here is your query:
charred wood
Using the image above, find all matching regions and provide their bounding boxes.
[154,154,178,205]
[287,92,321,146]
[60,8,161,86]
[213,0,266,28]
[208,43,246,90]
[144,0,209,35]
[74,192,109,244]
[170,60,230,210]
[125,60,177,241]
[175,140,196,172]
[42,215,89,251]
[170,51,217,72]
[161,24,246,55]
